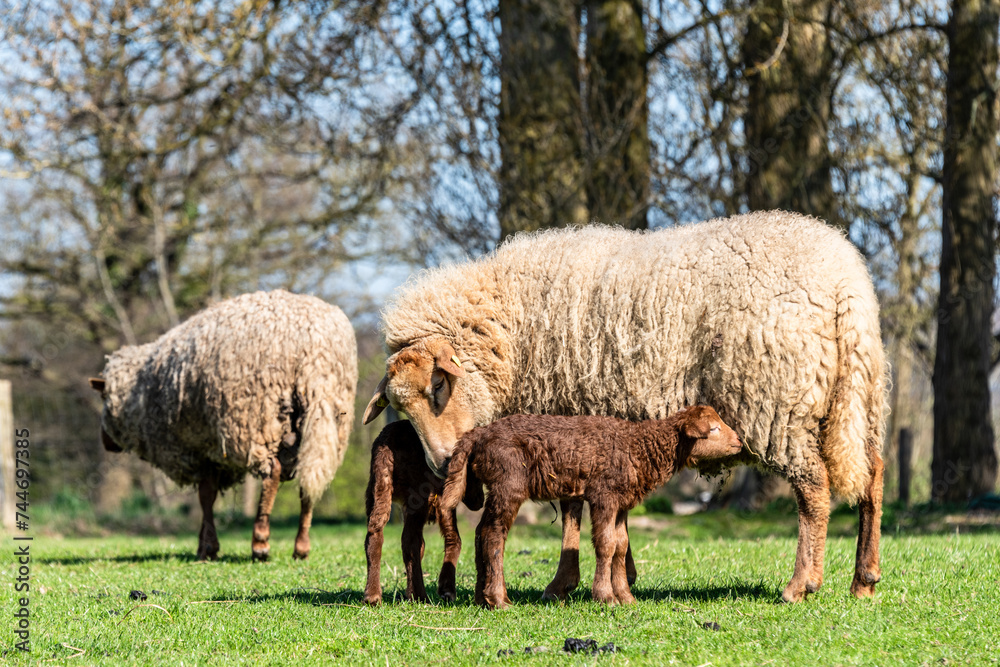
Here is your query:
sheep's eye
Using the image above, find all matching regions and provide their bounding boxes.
[709,425,720,434]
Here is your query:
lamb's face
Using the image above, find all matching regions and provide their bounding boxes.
[681,405,742,463]
[363,340,481,477]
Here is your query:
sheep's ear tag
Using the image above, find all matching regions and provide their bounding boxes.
[363,375,390,425]
[451,355,462,368]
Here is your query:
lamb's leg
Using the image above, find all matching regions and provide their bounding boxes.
[436,507,461,602]
[293,488,313,560]
[252,458,282,562]
[851,451,883,598]
[541,498,583,601]
[611,510,635,604]
[401,497,431,603]
[196,476,220,561]
[475,492,520,610]
[589,502,618,605]
[363,499,389,606]
[624,517,637,586]
[783,467,831,603]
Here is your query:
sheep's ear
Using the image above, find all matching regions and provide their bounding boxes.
[363,375,390,425]
[88,377,106,392]
[435,344,465,378]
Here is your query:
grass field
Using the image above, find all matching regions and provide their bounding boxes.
[4,508,999,666]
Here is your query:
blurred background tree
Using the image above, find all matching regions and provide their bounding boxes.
[0,0,996,528]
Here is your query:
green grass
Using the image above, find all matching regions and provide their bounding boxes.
[4,511,999,666]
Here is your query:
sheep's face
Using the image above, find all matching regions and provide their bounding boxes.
[88,377,124,453]
[363,340,483,476]
[680,405,742,463]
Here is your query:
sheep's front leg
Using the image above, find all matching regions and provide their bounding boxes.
[475,493,520,610]
[293,488,313,560]
[401,497,431,603]
[541,498,583,601]
[436,507,461,602]
[784,465,830,603]
[196,477,220,561]
[252,458,282,562]
[611,510,635,604]
[589,502,618,605]
[851,452,883,598]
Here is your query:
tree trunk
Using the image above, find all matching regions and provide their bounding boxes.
[743,0,840,228]
[584,0,649,229]
[932,0,999,503]
[498,0,588,240]
[732,0,837,507]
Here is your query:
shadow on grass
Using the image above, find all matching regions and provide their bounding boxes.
[220,579,782,610]
[40,552,249,566]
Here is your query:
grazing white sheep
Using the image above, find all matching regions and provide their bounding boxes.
[90,290,357,561]
[363,211,887,603]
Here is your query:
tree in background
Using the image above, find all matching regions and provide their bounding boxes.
[932,0,999,502]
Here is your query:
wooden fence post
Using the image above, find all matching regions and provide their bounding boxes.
[898,427,912,507]
[0,379,14,531]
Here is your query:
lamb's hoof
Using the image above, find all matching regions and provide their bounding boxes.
[805,580,822,595]
[541,579,578,601]
[363,593,382,606]
[626,573,637,587]
[592,592,618,606]
[780,586,805,603]
[850,570,880,598]
[196,546,219,562]
[437,588,457,603]
[251,548,270,562]
[292,549,309,560]
[482,593,511,610]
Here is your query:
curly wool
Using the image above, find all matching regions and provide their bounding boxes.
[99,290,357,503]
[382,211,886,502]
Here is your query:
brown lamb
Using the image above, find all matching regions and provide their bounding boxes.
[364,420,484,605]
[440,406,741,609]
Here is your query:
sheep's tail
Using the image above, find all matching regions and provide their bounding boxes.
[440,439,473,514]
[820,277,887,503]
[296,395,350,505]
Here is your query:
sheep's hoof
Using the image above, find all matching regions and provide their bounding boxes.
[363,592,382,606]
[251,548,270,562]
[481,593,510,610]
[780,586,805,603]
[437,587,457,603]
[292,549,309,560]
[541,579,578,601]
[592,592,618,606]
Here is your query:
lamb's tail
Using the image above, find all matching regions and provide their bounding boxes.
[440,439,473,514]
[820,276,888,503]
[296,394,350,505]
[365,438,394,526]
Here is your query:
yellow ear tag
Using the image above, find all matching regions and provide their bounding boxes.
[376,397,388,408]
[451,355,462,367]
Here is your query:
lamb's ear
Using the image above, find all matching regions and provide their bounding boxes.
[88,377,106,392]
[362,375,390,425]
[435,344,465,378]
[682,418,710,439]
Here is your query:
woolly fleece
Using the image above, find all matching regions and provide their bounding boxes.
[98,290,357,502]
[381,211,886,502]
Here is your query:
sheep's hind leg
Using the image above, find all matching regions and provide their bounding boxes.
[293,488,313,559]
[436,507,461,602]
[401,496,431,603]
[850,451,883,598]
[783,466,830,603]
[542,499,583,601]
[252,459,282,562]
[196,476,220,561]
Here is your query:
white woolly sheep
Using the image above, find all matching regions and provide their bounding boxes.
[90,289,357,561]
[363,211,887,603]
